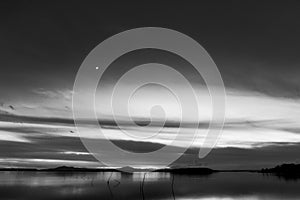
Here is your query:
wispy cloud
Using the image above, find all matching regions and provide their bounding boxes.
[1,85,300,168]
[32,88,73,101]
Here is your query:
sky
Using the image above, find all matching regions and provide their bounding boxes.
[1,0,300,169]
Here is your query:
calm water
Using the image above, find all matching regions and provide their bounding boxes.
[0,171,300,200]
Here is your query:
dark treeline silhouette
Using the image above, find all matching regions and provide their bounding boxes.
[261,163,300,173]
[261,163,300,181]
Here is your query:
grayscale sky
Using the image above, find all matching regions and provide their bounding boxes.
[1,0,300,169]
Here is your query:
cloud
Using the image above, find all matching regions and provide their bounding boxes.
[1,86,300,168]
[0,88,74,118]
[32,88,73,101]
[1,111,300,169]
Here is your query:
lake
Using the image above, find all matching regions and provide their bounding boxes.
[0,171,299,200]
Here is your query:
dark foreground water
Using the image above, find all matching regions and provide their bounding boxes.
[0,171,300,200]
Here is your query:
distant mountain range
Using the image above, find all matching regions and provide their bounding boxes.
[0,166,118,172]
[0,165,215,174]
[0,163,299,175]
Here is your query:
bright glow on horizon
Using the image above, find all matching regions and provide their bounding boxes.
[1,87,300,168]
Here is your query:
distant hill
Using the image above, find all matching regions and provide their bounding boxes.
[0,166,216,174]
[0,166,118,172]
[44,166,120,172]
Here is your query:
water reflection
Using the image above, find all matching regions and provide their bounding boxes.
[0,171,299,200]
